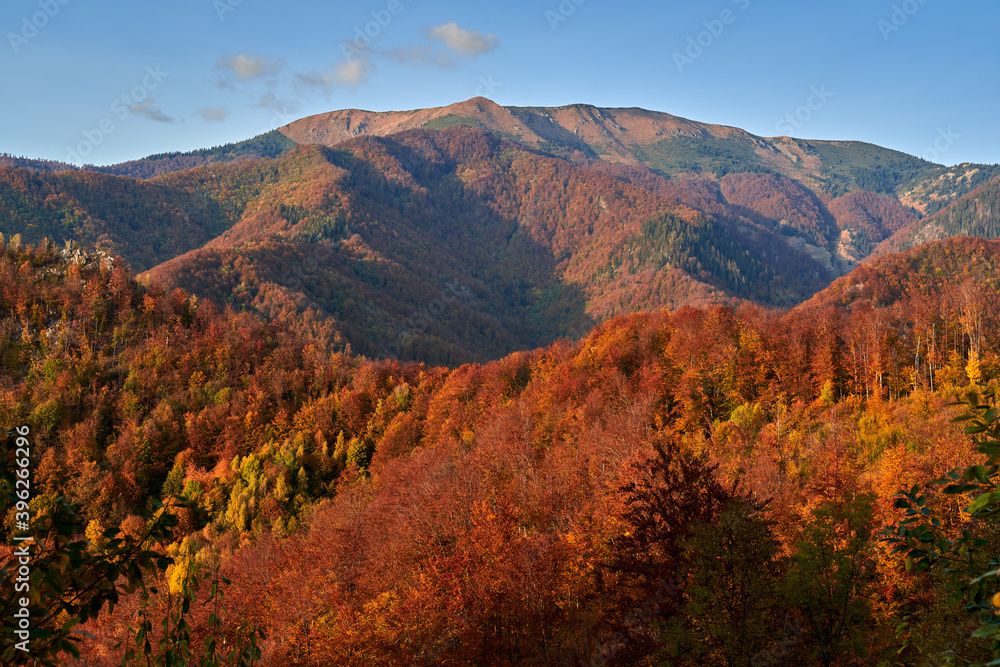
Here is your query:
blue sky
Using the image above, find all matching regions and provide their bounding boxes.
[1,0,997,166]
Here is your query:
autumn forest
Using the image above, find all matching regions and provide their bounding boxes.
[4,111,1000,666]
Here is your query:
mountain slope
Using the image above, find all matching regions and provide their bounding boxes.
[3,99,1000,366]
[0,166,235,271]
[144,128,832,364]
[800,235,1000,313]
[4,238,995,666]
[873,175,1000,257]
[280,98,951,194]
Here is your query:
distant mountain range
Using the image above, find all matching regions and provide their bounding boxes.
[2,97,998,364]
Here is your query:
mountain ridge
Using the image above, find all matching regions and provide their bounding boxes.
[2,100,1000,366]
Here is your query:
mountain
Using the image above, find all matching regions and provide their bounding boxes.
[279,97,915,187]
[278,98,1000,271]
[280,97,999,205]
[4,125,835,364]
[3,98,999,366]
[142,129,831,364]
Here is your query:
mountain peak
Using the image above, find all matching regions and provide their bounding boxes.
[280,99,727,166]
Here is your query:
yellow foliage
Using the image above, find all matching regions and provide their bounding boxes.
[967,350,982,386]
[85,519,107,550]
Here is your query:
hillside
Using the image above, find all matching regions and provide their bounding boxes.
[11,98,990,213]
[0,166,234,272]
[873,175,1000,256]
[2,100,1000,366]
[280,98,1000,205]
[7,99,996,277]
[805,236,1000,312]
[3,238,1000,665]
[143,129,842,362]
[0,126,841,365]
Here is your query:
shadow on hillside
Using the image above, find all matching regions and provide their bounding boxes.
[267,140,598,366]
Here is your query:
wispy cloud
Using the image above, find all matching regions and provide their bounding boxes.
[427,22,499,55]
[198,106,229,122]
[331,58,373,87]
[211,22,498,119]
[129,99,180,123]
[255,91,301,115]
[384,45,455,68]
[296,56,375,94]
[216,53,285,82]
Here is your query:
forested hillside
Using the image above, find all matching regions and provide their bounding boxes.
[0,166,235,272]
[875,175,1000,256]
[2,105,999,371]
[1,100,998,352]
[4,236,1000,664]
[1,126,845,365]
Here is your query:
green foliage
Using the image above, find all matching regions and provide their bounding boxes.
[878,175,1000,255]
[163,458,187,499]
[295,210,349,242]
[0,480,179,666]
[882,388,1000,664]
[119,559,264,667]
[606,211,779,299]
[849,166,907,195]
[932,178,1000,240]
[787,493,877,667]
[805,139,935,195]
[28,399,61,433]
[345,436,374,470]
[606,438,747,662]
[908,165,1000,217]
[631,135,770,177]
[144,130,297,164]
[420,114,480,130]
[664,501,785,666]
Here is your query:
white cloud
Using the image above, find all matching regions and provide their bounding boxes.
[427,22,499,55]
[198,106,229,122]
[129,99,180,123]
[296,57,374,94]
[217,53,285,81]
[332,58,373,86]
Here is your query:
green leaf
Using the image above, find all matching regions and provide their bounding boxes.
[969,490,1000,515]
